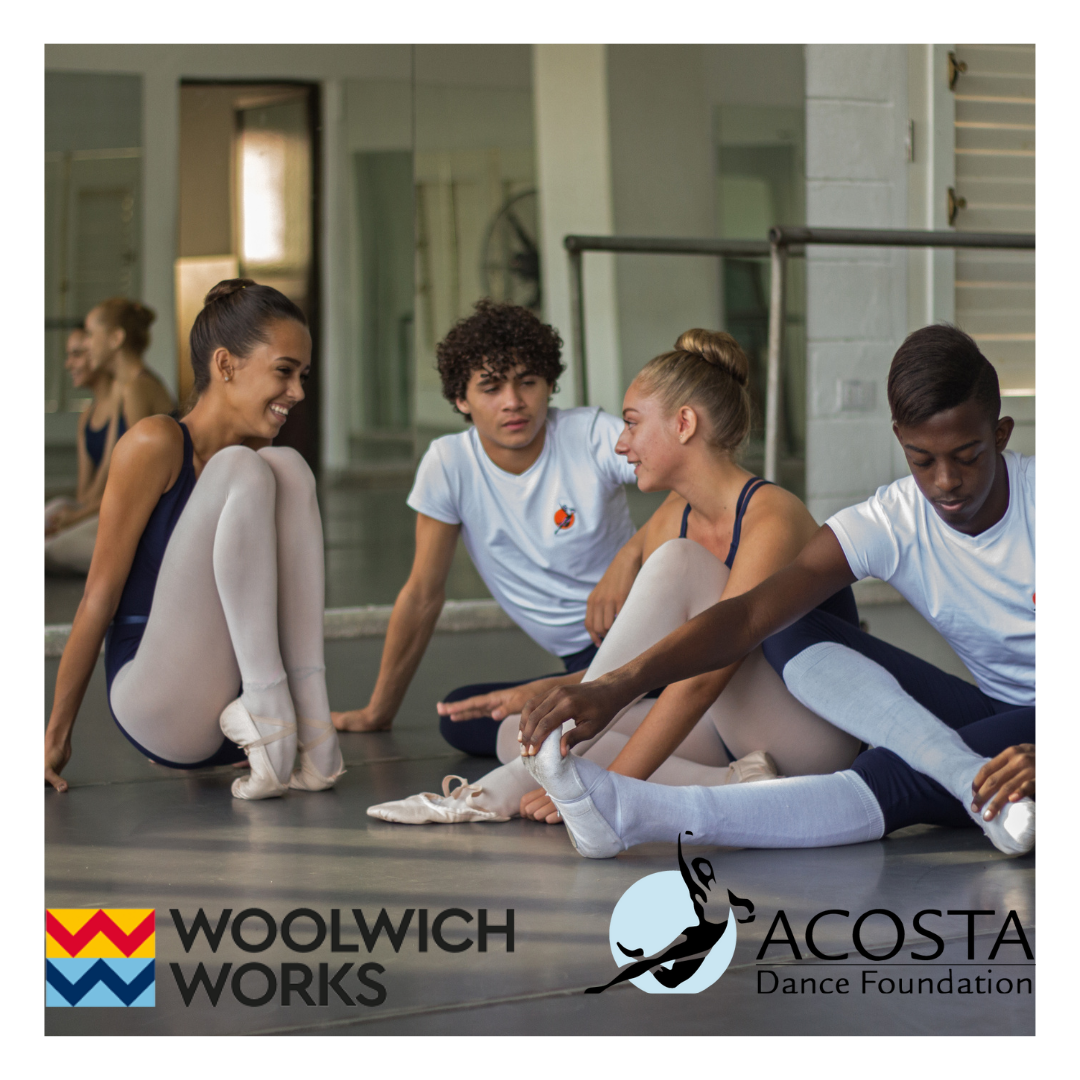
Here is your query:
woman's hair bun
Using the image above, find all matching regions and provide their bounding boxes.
[204,278,257,306]
[675,328,750,387]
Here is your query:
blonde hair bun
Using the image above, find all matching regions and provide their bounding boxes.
[635,328,753,456]
[674,329,750,387]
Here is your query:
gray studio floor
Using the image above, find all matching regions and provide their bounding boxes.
[44,482,1034,1036]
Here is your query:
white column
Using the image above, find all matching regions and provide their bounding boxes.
[533,44,621,414]
[140,67,180,396]
[804,44,909,522]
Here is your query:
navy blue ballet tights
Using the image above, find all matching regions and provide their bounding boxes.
[762,608,1034,833]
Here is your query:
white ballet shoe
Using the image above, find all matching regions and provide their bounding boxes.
[366,775,510,824]
[219,699,294,801]
[971,797,1035,857]
[726,750,779,785]
[288,716,346,791]
[523,736,623,859]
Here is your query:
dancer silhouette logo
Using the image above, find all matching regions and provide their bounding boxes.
[46,909,156,1007]
[588,834,755,995]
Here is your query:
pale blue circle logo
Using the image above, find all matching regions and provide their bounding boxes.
[608,871,737,994]
[586,834,755,996]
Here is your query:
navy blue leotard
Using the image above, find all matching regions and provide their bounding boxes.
[103,419,245,769]
[84,409,127,469]
[681,477,860,625]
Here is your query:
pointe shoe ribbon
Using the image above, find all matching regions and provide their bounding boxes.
[289,716,346,792]
[366,775,510,824]
[219,699,295,801]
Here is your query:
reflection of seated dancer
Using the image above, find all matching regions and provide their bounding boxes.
[586,833,753,993]
[45,329,120,574]
[369,330,860,825]
[44,280,343,799]
[46,300,175,573]
[522,325,1035,857]
[332,299,644,746]
[86,297,174,425]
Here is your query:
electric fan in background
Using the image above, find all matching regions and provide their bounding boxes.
[480,188,541,313]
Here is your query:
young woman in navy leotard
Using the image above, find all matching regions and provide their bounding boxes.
[368,330,863,826]
[45,328,128,573]
[45,280,343,800]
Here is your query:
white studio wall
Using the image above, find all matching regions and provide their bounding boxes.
[803,44,911,523]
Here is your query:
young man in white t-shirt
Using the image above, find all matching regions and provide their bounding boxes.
[332,299,651,754]
[520,325,1035,858]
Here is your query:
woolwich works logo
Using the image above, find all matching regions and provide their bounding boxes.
[589,833,755,995]
[46,909,156,1007]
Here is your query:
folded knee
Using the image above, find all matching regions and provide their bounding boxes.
[640,537,724,586]
[202,445,276,496]
[257,446,317,497]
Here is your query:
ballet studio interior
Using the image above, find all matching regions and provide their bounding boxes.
[43,43,1035,1037]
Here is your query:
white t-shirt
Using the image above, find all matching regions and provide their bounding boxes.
[827,450,1035,706]
[407,406,638,657]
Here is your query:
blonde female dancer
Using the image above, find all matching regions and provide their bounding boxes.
[369,330,860,825]
[45,280,343,799]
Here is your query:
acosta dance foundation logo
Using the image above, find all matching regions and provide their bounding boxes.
[46,909,156,1007]
[589,833,755,995]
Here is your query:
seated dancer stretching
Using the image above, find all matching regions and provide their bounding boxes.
[369,329,864,825]
[520,325,1035,858]
[45,280,343,799]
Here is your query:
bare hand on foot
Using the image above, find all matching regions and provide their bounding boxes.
[331,707,393,733]
[520,787,562,824]
[972,743,1035,821]
[519,676,628,757]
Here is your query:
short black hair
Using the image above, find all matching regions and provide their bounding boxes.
[435,299,564,417]
[887,324,1000,428]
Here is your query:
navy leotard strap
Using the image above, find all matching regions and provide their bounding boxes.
[724,476,772,568]
[679,502,691,539]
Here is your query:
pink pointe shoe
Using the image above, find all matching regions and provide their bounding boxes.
[289,716,346,792]
[219,699,295,801]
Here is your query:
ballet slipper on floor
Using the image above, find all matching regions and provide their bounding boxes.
[725,750,779,785]
[367,775,511,824]
[289,716,346,791]
[219,699,295,800]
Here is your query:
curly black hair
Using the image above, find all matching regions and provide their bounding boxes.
[436,299,565,417]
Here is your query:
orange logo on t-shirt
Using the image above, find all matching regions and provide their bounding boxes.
[554,505,576,535]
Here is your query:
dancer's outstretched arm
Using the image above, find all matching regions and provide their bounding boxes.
[520,525,855,755]
[332,513,459,732]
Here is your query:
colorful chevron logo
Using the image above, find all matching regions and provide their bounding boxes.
[46,909,155,1007]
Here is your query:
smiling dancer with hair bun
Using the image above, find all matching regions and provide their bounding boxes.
[45,280,343,799]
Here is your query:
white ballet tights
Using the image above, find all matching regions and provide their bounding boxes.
[109,446,342,783]
[45,497,99,575]
[468,539,859,817]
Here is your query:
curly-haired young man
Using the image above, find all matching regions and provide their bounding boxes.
[332,300,659,757]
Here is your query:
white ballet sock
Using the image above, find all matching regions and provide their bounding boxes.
[780,643,1035,855]
[524,737,884,856]
[781,643,985,804]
